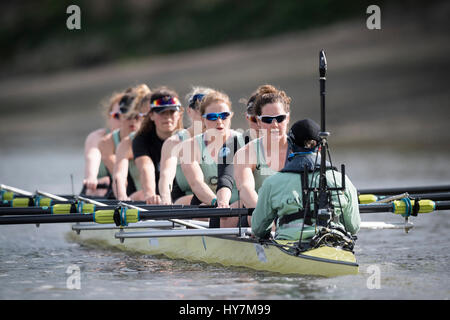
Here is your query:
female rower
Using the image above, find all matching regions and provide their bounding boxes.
[216,89,260,209]
[180,89,242,227]
[156,87,213,205]
[101,84,151,200]
[82,90,123,196]
[233,85,291,211]
[123,87,184,202]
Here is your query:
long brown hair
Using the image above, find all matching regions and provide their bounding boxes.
[253,84,291,116]
[137,86,184,135]
[126,84,151,115]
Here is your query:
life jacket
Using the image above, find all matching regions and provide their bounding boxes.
[278,149,336,226]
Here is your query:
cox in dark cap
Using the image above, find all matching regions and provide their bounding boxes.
[288,118,320,150]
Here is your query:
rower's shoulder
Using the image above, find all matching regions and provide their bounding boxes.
[164,131,186,145]
[234,137,257,157]
[260,172,300,194]
[98,129,116,149]
[84,128,107,146]
[86,127,107,139]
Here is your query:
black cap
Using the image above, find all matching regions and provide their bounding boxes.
[288,119,320,148]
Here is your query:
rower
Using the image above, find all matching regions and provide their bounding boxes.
[81,90,124,196]
[251,119,361,241]
[157,87,213,205]
[179,89,242,226]
[107,84,151,200]
[213,88,261,227]
[126,87,184,202]
[233,85,291,215]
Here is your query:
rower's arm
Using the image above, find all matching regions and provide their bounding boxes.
[341,175,361,234]
[98,133,116,177]
[158,136,180,204]
[181,161,216,205]
[251,180,275,239]
[326,171,361,235]
[234,146,258,208]
[83,128,105,190]
[135,155,157,203]
[113,138,132,200]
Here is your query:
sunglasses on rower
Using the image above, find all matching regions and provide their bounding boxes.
[111,111,147,120]
[257,114,288,124]
[202,112,231,121]
[246,112,257,123]
[124,113,148,120]
[110,112,120,120]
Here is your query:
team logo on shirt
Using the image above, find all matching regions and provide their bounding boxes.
[218,146,231,158]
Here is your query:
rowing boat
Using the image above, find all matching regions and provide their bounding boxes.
[69,220,358,277]
[1,51,448,279]
[0,184,359,276]
[3,181,449,277]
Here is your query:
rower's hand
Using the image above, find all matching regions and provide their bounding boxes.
[216,200,230,208]
[146,195,162,204]
[160,196,172,206]
[83,177,98,191]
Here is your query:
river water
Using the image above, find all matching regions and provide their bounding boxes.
[0,146,449,300]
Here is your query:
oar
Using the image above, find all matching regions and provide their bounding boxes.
[75,194,206,230]
[0,204,214,216]
[0,207,252,225]
[359,192,450,204]
[1,195,448,222]
[359,200,450,214]
[358,184,450,195]
[118,201,207,230]
[0,184,33,197]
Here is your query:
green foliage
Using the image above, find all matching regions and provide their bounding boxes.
[0,0,387,75]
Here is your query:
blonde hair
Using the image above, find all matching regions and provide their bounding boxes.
[126,84,152,115]
[253,84,291,116]
[199,90,232,115]
[100,91,126,124]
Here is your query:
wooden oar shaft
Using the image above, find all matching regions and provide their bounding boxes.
[358,185,450,195]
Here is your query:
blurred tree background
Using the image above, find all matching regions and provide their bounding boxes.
[0,0,448,150]
[0,0,403,77]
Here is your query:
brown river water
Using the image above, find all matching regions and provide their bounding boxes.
[0,146,449,300]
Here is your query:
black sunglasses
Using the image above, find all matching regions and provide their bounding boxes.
[257,114,288,124]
